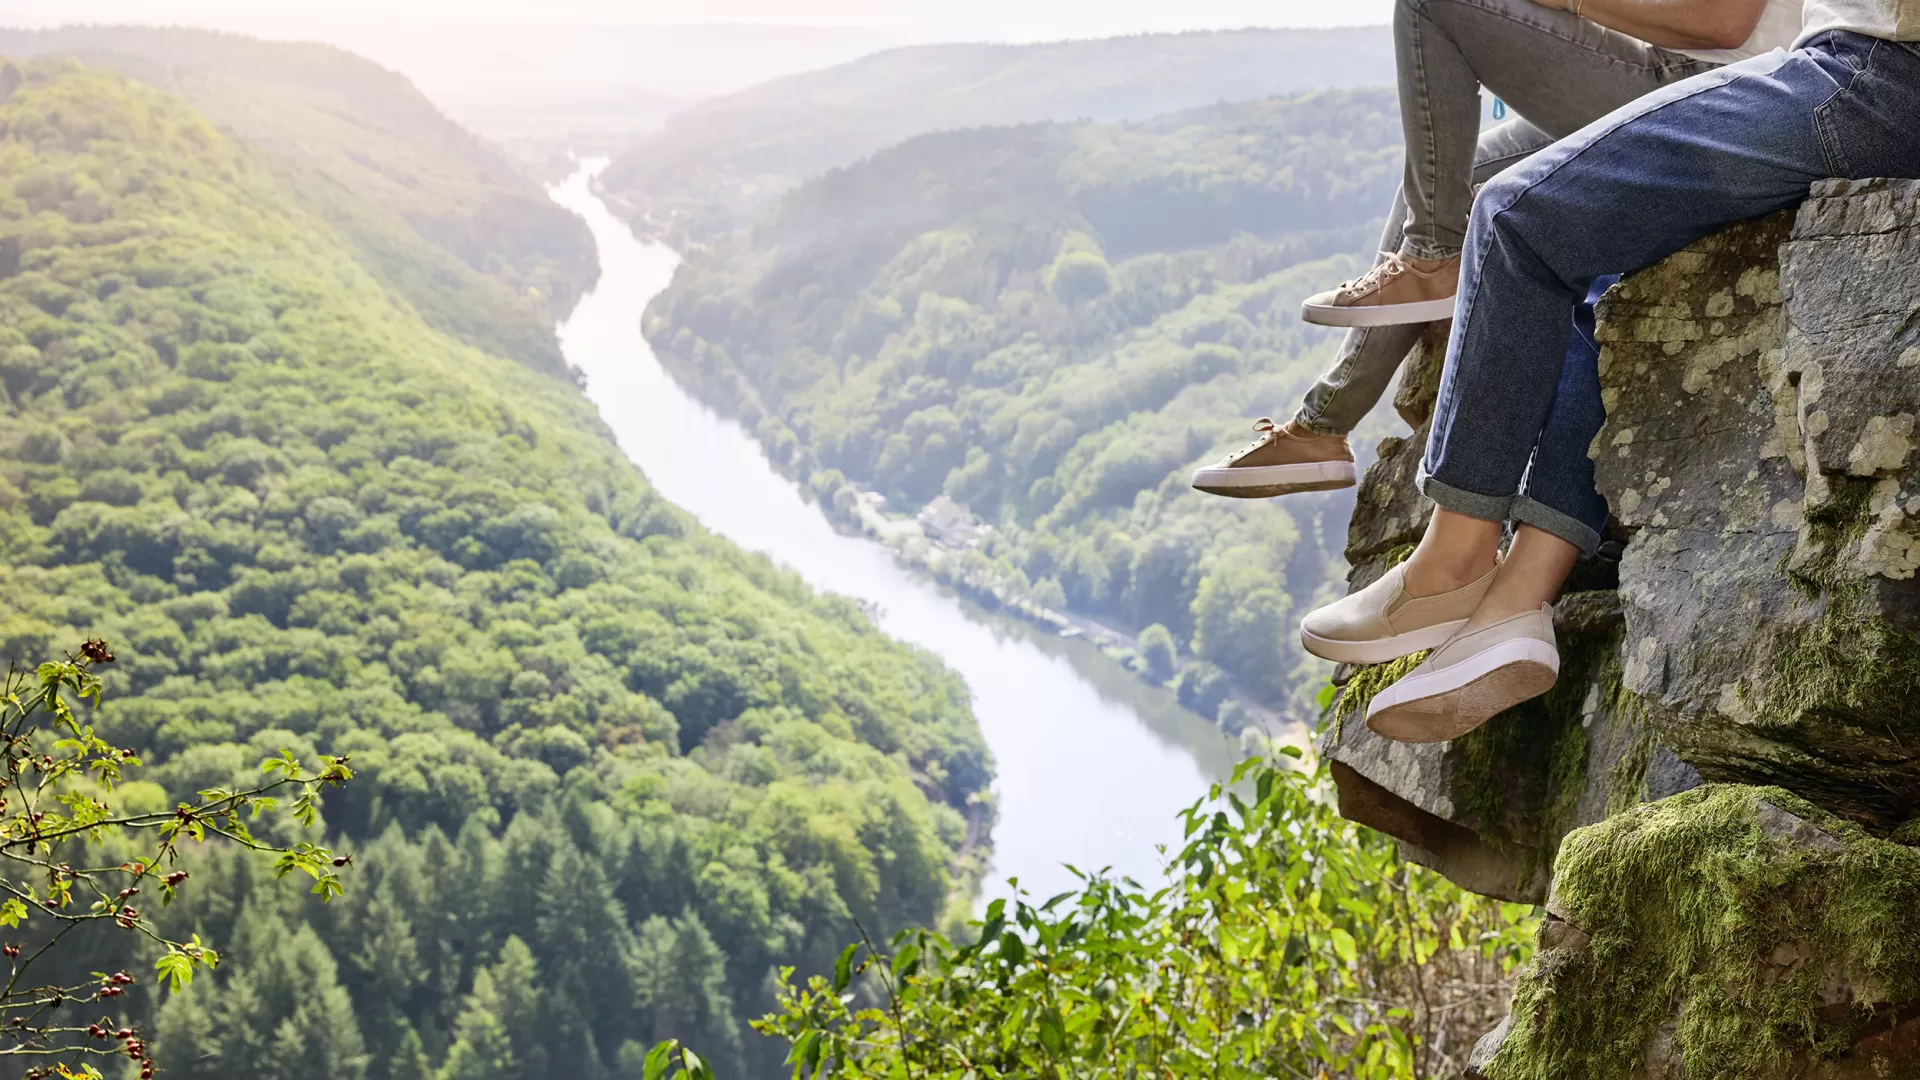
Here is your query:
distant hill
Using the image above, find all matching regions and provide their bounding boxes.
[600,26,1395,245]
[0,26,597,374]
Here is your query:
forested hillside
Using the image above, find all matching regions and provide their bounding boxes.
[599,27,1394,245]
[644,89,1403,718]
[0,26,597,376]
[0,59,989,1079]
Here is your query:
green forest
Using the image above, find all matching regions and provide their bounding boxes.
[0,58,991,1078]
[642,89,1404,718]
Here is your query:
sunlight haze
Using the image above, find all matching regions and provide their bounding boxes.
[0,0,1391,38]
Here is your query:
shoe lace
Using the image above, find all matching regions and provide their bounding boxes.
[1337,251,1409,296]
[1232,417,1284,456]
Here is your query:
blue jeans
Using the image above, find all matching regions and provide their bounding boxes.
[1420,32,1920,554]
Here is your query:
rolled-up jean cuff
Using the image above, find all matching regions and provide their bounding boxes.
[1510,494,1603,557]
[1290,407,1347,438]
[1416,471,1513,525]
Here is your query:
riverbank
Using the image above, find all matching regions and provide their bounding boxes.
[804,471,1299,741]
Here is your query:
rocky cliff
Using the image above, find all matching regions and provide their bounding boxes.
[1322,178,1920,1077]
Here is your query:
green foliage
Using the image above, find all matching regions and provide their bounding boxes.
[752,754,1539,1079]
[0,643,354,1079]
[645,89,1406,716]
[1136,623,1176,683]
[0,60,989,1077]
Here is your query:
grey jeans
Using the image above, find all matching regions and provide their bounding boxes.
[1295,0,1718,436]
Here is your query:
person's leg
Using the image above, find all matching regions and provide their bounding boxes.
[1460,274,1618,626]
[1299,0,1715,326]
[1295,120,1553,436]
[1402,276,1610,609]
[1407,33,1920,628]
[1395,0,1715,261]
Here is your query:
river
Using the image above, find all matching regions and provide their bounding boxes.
[549,162,1245,904]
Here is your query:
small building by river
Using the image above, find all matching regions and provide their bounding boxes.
[917,495,988,549]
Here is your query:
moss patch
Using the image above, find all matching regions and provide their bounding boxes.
[1327,649,1428,743]
[1489,785,1920,1080]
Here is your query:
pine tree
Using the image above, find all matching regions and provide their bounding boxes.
[487,936,546,1080]
[387,1022,435,1080]
[634,912,743,1074]
[438,968,516,1080]
[151,979,224,1080]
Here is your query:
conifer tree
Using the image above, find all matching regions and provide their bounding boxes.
[438,968,516,1080]
[386,1022,435,1080]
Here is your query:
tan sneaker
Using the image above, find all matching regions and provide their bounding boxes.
[1298,560,1498,665]
[1190,418,1356,499]
[1301,252,1460,327]
[1365,604,1560,743]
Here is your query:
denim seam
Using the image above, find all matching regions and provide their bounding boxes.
[1509,494,1603,556]
[1420,0,1716,78]
[1417,471,1515,524]
[1404,0,1450,261]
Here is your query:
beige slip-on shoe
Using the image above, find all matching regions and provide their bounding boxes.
[1365,604,1560,744]
[1300,252,1460,328]
[1191,417,1357,499]
[1298,560,1499,666]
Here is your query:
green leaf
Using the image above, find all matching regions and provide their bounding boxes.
[832,942,858,992]
[0,898,28,928]
[642,1040,676,1080]
[1037,1005,1067,1054]
[893,943,921,979]
[155,952,194,993]
[1329,927,1358,964]
[998,930,1026,966]
[681,1047,713,1080]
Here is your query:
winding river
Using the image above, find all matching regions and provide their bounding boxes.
[550,162,1243,904]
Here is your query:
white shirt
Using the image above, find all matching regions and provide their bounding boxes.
[1681,0,1808,61]
[1797,0,1920,41]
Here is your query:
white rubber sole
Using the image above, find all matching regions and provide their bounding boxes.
[1365,638,1561,743]
[1191,459,1357,499]
[1299,617,1466,666]
[1301,294,1458,328]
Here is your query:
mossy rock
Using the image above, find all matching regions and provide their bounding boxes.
[1476,784,1920,1080]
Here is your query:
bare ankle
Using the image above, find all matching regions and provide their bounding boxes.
[1401,547,1497,597]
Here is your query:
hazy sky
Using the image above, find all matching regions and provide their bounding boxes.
[0,0,1391,39]
[0,0,1393,123]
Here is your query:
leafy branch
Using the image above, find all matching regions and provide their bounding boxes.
[0,641,355,1080]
